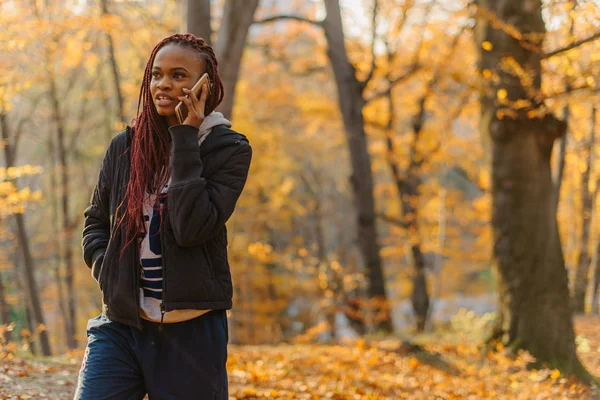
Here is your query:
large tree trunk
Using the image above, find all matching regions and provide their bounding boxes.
[100,0,127,126]
[1,112,52,356]
[322,0,392,333]
[475,0,584,375]
[182,0,211,43]
[214,0,259,120]
[572,107,595,312]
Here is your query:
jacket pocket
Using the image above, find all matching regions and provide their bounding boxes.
[91,250,105,284]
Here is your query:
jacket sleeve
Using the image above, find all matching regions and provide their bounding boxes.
[82,144,113,281]
[167,124,252,247]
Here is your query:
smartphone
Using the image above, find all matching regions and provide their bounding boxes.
[175,73,211,124]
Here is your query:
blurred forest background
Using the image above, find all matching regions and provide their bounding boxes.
[2,0,600,396]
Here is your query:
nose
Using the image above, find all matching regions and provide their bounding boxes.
[156,76,172,90]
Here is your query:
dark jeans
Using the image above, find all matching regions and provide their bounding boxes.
[74,310,229,400]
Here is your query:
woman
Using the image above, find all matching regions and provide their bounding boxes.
[76,33,252,400]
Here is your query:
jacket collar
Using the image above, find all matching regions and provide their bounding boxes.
[125,124,247,155]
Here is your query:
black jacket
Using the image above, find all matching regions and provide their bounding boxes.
[82,124,252,329]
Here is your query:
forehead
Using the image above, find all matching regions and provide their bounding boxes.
[153,44,205,73]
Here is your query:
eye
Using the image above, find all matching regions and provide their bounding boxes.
[173,72,185,79]
[151,71,161,78]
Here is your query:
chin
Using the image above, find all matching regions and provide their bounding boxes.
[155,106,174,116]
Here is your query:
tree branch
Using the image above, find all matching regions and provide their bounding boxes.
[366,65,420,103]
[543,30,600,59]
[376,212,408,229]
[247,42,328,76]
[253,15,323,28]
[13,97,42,152]
[362,0,379,89]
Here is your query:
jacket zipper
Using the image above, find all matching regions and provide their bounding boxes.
[159,207,167,332]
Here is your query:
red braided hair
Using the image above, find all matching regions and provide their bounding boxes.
[117,33,224,253]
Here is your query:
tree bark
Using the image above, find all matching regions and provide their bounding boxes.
[0,112,52,356]
[182,0,211,43]
[322,0,392,333]
[48,71,77,350]
[214,0,259,120]
[302,170,342,340]
[475,0,585,375]
[0,268,12,343]
[386,91,431,332]
[592,242,600,313]
[100,0,127,126]
[553,0,576,208]
[47,135,69,350]
[572,107,595,312]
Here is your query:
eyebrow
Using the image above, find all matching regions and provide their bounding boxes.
[152,66,189,73]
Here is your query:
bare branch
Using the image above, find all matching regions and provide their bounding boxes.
[362,0,379,88]
[253,15,323,28]
[13,97,42,152]
[543,30,600,59]
[544,83,600,100]
[387,0,415,56]
[375,212,408,229]
[247,42,328,76]
[366,65,420,103]
[366,0,436,103]
[365,120,387,131]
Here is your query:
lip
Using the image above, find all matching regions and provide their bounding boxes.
[155,93,176,107]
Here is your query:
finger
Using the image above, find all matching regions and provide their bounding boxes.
[199,83,209,103]
[182,88,199,109]
[198,83,209,113]
[177,95,194,112]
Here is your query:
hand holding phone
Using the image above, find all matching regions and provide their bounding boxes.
[175,73,211,125]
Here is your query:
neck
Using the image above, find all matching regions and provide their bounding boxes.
[167,115,179,127]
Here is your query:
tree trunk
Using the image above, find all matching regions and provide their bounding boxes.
[47,136,69,351]
[592,242,600,313]
[304,170,341,340]
[554,102,568,211]
[386,94,431,331]
[0,269,12,343]
[572,107,595,312]
[475,0,585,375]
[100,0,127,126]
[48,73,77,350]
[15,214,52,356]
[182,0,211,43]
[396,168,429,332]
[214,0,259,120]
[322,0,392,333]
[1,112,52,356]
[553,0,576,208]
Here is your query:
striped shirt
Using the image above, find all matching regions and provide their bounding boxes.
[138,183,209,323]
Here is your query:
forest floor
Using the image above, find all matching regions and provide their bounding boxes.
[1,315,600,399]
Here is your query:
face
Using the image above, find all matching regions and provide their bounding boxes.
[150,44,206,126]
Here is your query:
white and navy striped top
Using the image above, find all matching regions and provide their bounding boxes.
[138,183,209,323]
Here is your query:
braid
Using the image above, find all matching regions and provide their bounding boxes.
[117,33,224,254]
